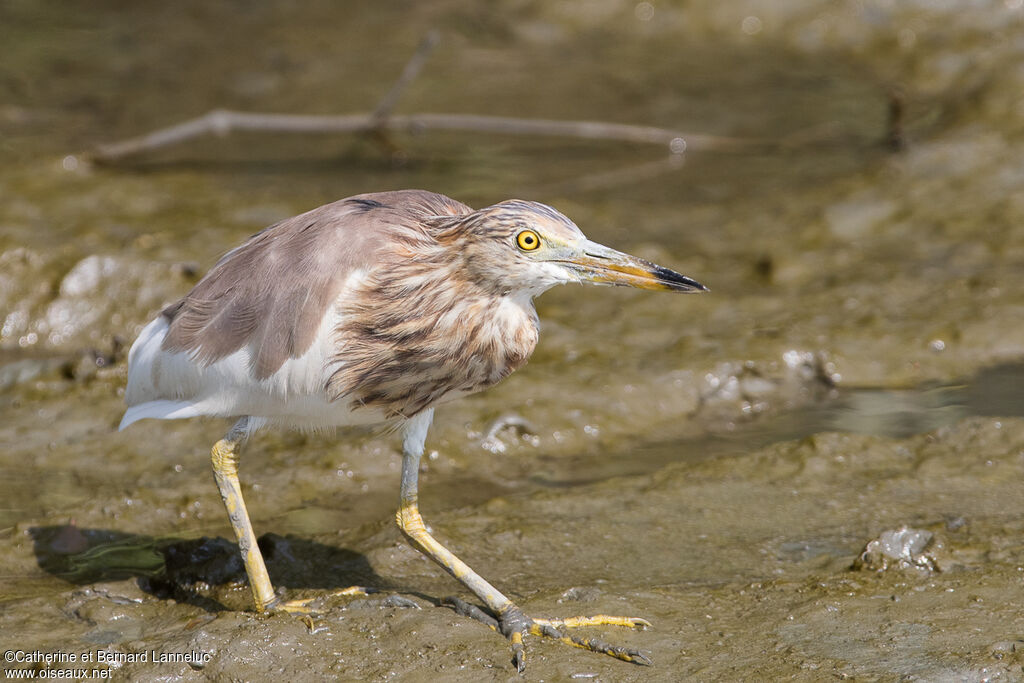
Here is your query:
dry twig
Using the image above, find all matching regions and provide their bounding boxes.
[92,110,764,163]
[372,30,440,121]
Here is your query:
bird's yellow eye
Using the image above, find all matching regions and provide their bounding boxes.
[516,230,541,251]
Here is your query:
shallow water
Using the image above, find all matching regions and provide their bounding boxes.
[3,1,1024,680]
[506,362,1024,490]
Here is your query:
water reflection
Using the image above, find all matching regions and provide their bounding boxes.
[533,363,1024,487]
[820,363,1024,438]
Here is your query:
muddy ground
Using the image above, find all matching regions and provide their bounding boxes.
[2,1,1024,680]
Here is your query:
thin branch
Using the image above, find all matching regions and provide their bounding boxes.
[372,30,440,121]
[397,113,764,151]
[91,110,765,162]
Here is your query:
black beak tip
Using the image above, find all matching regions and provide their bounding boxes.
[653,266,709,292]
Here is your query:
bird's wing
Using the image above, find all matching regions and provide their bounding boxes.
[121,190,472,426]
[158,190,472,381]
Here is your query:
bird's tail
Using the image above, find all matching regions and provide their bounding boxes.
[118,400,203,431]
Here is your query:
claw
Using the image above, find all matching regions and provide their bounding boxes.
[510,630,527,672]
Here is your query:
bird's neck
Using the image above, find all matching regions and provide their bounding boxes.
[327,256,540,418]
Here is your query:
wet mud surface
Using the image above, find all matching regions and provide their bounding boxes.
[5,415,1024,681]
[3,1,1024,680]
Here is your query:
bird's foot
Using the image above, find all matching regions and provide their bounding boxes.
[267,585,377,614]
[443,596,651,672]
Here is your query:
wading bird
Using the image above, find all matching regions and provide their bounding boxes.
[119,190,706,671]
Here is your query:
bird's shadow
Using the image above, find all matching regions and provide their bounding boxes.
[29,524,392,612]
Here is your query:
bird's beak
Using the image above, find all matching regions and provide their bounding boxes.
[562,240,708,293]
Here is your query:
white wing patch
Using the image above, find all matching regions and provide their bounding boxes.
[120,269,381,431]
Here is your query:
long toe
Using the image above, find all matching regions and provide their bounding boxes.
[443,598,652,672]
[529,619,653,666]
[270,586,378,614]
[534,615,652,630]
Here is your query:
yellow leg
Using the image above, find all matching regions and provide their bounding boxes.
[210,419,383,615]
[397,500,513,615]
[396,409,651,672]
[210,419,278,612]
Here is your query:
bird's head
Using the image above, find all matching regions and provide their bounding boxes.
[444,199,708,298]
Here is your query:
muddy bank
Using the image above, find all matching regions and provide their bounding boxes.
[2,0,1024,680]
[4,417,1023,680]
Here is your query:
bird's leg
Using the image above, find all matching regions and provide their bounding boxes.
[211,418,375,615]
[210,417,279,612]
[397,415,516,613]
[395,410,651,671]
